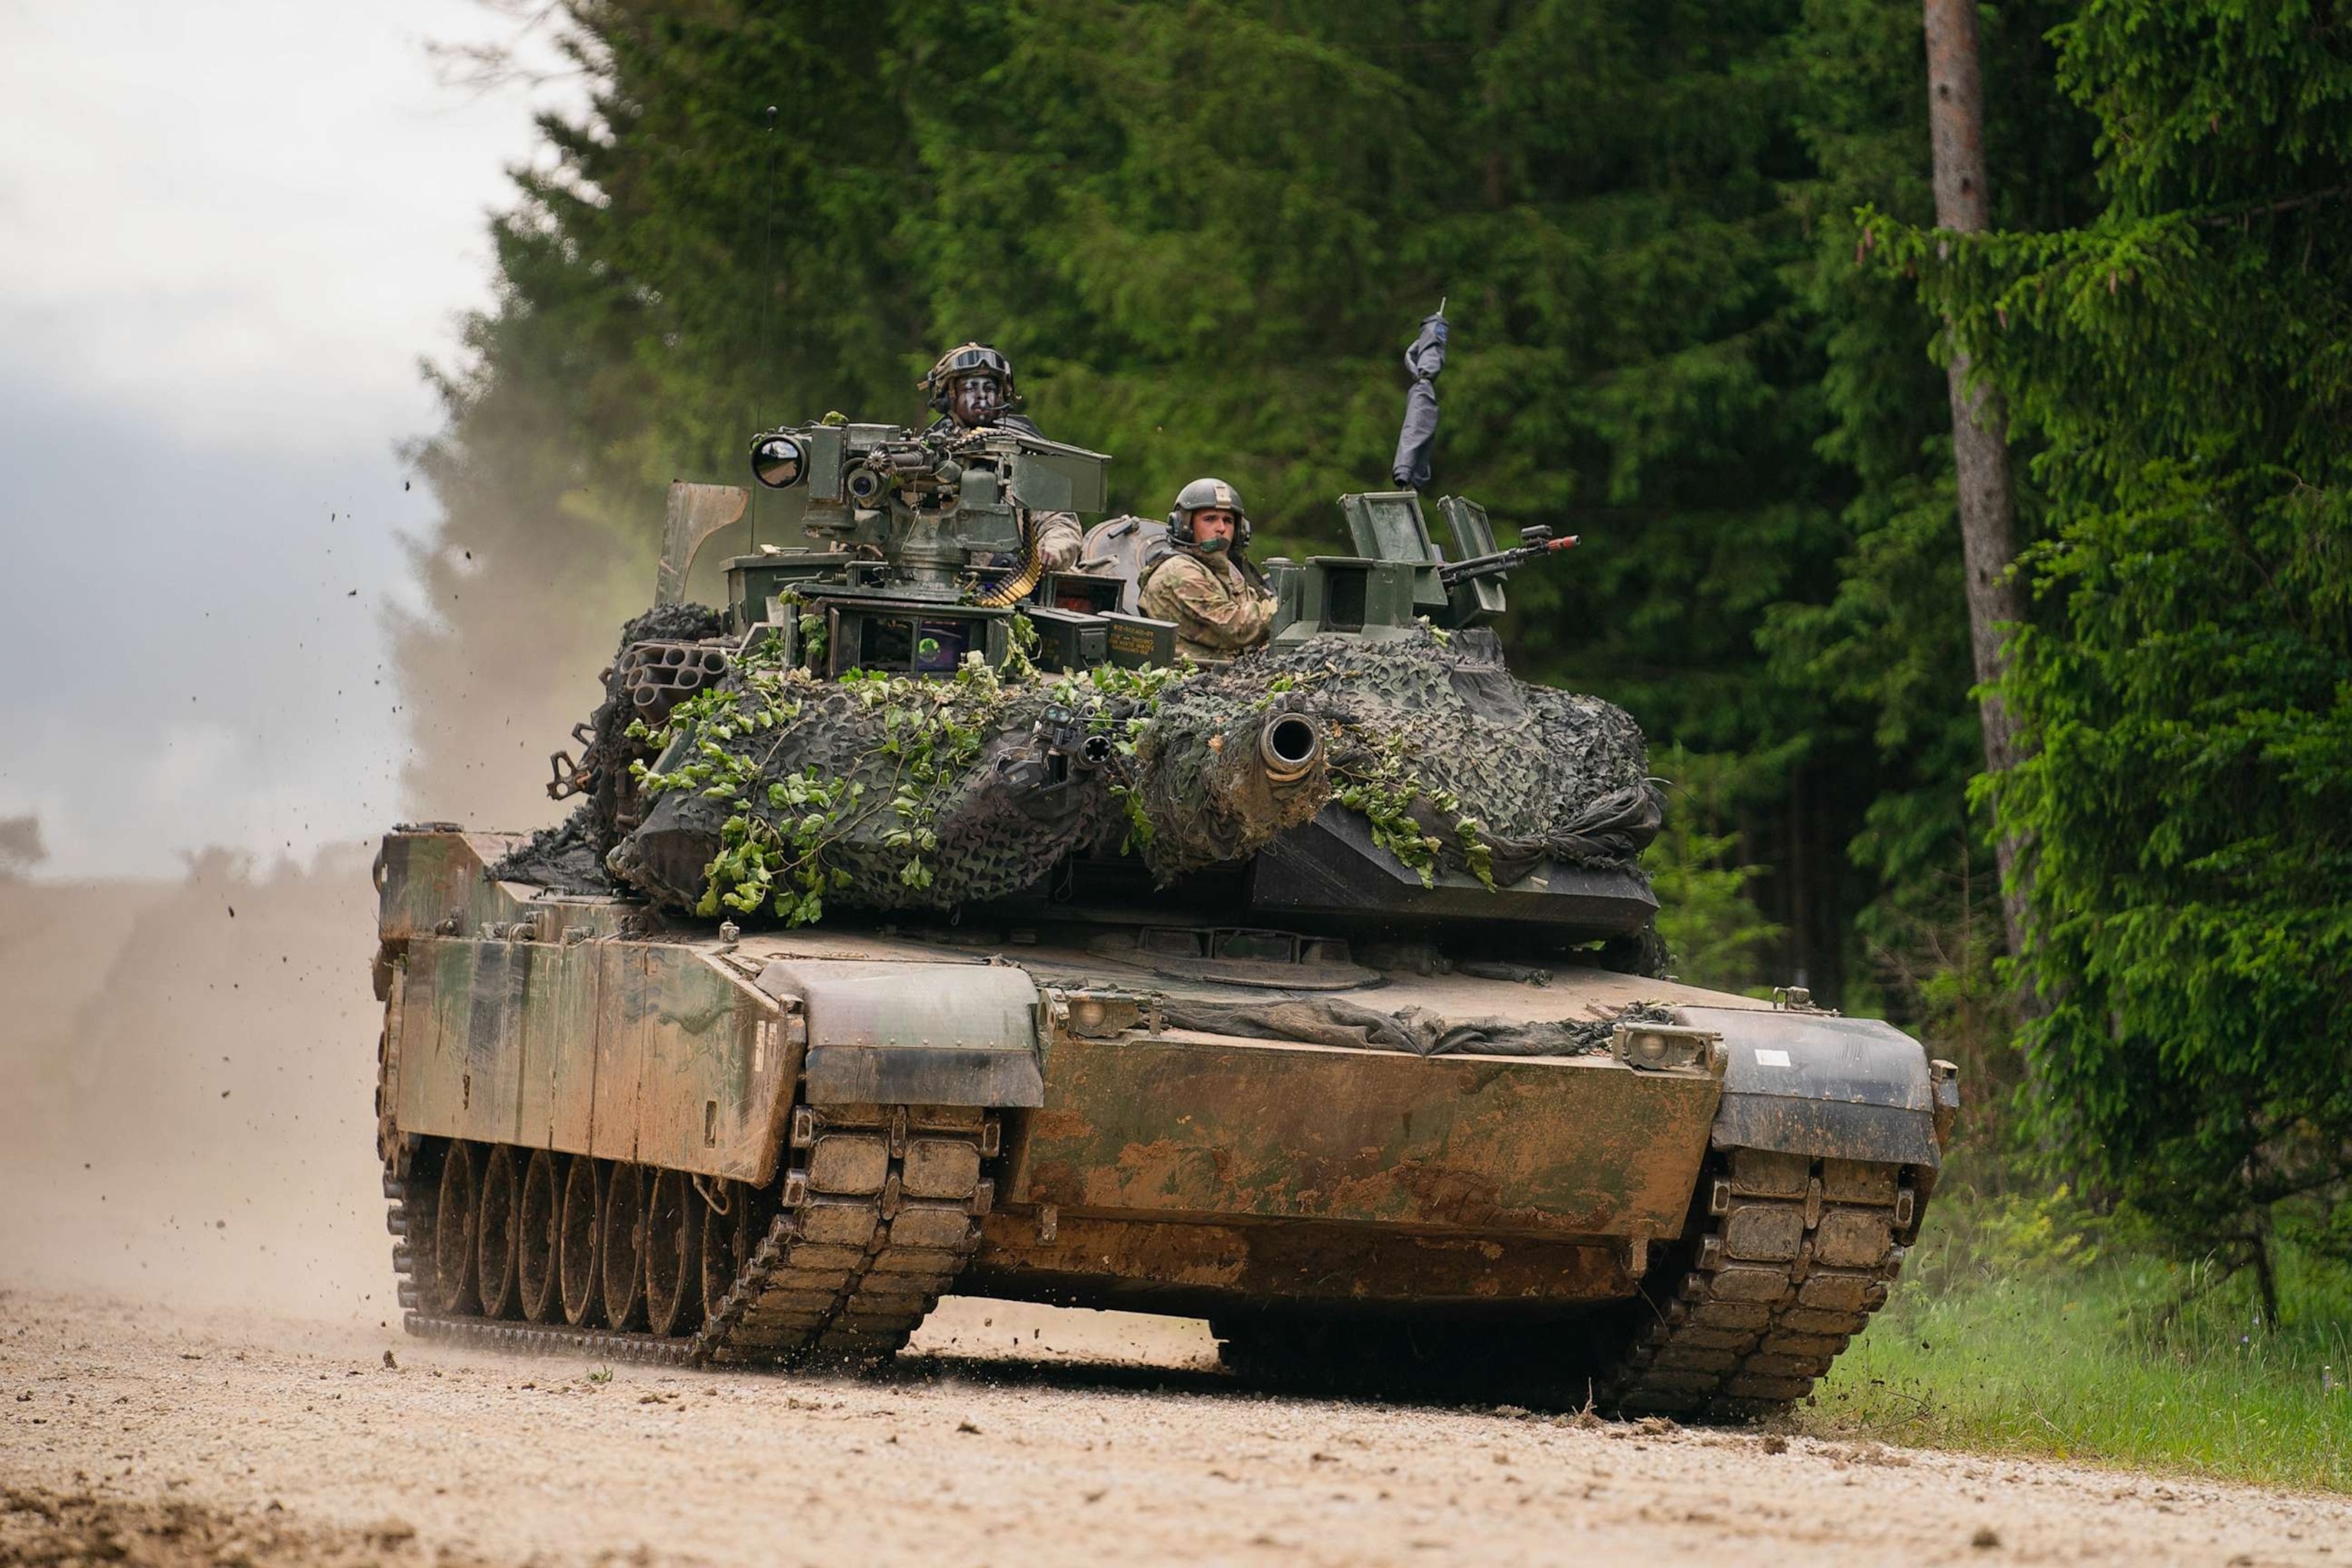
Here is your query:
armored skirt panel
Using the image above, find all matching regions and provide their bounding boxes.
[387,935,799,1186]
[381,897,1719,1244]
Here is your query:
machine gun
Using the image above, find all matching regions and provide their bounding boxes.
[740,418,1109,597]
[750,422,965,518]
[1438,527,1579,587]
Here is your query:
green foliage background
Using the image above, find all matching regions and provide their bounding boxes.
[405,1,2347,1280]
[1869,0,2352,1298]
[410,0,2081,1006]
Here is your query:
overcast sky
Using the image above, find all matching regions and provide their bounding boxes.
[0,0,570,877]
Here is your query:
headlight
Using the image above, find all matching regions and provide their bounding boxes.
[1612,1021,1723,1074]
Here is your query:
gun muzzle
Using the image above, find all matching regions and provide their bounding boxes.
[1259,713,1322,786]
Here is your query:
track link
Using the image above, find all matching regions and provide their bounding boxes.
[1602,1149,1919,1417]
[695,1103,991,1367]
[388,1102,994,1370]
[400,1312,699,1366]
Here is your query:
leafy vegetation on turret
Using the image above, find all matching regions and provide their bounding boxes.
[596,623,1655,926]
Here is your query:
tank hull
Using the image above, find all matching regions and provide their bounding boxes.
[373,826,1949,1414]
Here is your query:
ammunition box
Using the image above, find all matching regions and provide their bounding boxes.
[1102,611,1178,668]
[1039,570,1126,616]
[1022,605,1111,672]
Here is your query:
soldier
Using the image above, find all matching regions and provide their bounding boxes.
[1138,477,1279,662]
[921,341,1080,570]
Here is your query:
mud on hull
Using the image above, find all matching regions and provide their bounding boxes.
[374,827,1945,1416]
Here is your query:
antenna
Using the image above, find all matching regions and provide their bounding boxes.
[749,104,781,554]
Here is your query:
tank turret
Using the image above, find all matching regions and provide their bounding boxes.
[508,416,1662,965]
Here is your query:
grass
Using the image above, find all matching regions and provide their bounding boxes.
[1798,1187,2352,1492]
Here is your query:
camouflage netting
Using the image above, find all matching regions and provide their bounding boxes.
[486,809,607,895]
[488,604,729,895]
[605,666,1129,918]
[495,610,1661,926]
[1156,997,1676,1057]
[1136,626,1658,882]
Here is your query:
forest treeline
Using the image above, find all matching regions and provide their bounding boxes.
[405,0,2350,1295]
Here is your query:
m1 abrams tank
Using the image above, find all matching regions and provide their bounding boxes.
[371,415,1958,1416]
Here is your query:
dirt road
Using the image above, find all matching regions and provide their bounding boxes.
[5,874,2347,1565]
[4,1288,2345,1568]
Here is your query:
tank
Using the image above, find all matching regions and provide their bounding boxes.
[371,414,1958,1416]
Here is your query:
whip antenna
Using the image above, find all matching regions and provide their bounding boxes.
[748,103,781,551]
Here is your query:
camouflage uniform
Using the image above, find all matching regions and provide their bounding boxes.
[1139,549,1277,661]
[1034,512,1083,570]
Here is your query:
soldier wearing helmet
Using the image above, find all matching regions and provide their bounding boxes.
[921,341,1080,570]
[1138,477,1279,662]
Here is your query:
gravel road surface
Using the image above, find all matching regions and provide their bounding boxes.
[4,1287,2345,1567]
[5,875,2345,1566]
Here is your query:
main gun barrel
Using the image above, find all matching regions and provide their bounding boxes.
[1259,712,1323,786]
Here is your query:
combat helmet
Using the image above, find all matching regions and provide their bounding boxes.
[1168,475,1252,550]
[922,341,1019,419]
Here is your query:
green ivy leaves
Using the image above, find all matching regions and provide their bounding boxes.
[638,639,1061,923]
[1325,729,1498,891]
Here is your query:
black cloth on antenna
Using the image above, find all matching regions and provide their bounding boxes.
[1389,310,1449,490]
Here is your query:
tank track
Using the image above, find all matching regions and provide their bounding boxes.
[1599,1148,1920,1418]
[694,1104,995,1367]
[389,1102,995,1370]
[1208,1151,1922,1420]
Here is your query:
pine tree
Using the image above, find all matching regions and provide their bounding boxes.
[1872,0,2352,1304]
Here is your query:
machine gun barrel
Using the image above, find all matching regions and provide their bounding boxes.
[1438,531,1579,586]
[1034,703,1116,771]
[877,436,951,474]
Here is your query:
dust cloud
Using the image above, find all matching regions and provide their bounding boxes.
[0,851,393,1322]
[390,397,659,831]
[0,366,700,1323]
[0,405,710,1322]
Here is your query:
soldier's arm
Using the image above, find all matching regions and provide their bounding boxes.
[1135,557,1194,627]
[1216,580,1279,649]
[1035,512,1083,571]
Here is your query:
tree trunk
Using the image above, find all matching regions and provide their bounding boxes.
[1923,0,2034,979]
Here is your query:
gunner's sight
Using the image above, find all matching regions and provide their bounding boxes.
[750,432,807,489]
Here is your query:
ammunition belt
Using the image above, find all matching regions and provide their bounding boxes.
[1603,1149,1918,1416]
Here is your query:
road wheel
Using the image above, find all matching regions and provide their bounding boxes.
[516,1150,560,1325]
[475,1145,521,1319]
[601,1162,648,1331]
[431,1141,481,1316]
[558,1155,604,1328]
[698,1179,748,1327]
[642,1168,702,1338]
